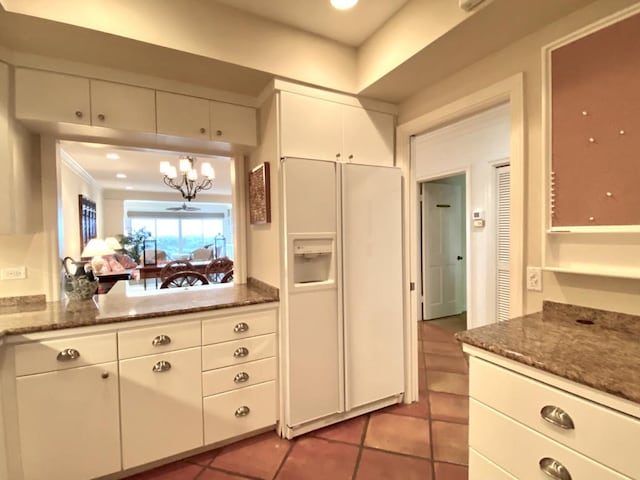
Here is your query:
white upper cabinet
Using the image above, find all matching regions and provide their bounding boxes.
[280,91,342,161]
[90,80,156,132]
[211,101,257,146]
[15,68,90,125]
[156,91,210,139]
[342,105,394,167]
[279,91,395,166]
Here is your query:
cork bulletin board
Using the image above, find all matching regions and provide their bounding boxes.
[248,162,271,224]
[550,11,640,227]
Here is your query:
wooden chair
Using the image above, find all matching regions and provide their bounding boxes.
[160,271,209,289]
[221,270,234,283]
[204,257,234,283]
[159,260,194,280]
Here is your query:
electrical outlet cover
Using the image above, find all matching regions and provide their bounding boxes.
[526,267,542,292]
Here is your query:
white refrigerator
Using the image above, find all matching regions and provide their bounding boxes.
[281,157,404,436]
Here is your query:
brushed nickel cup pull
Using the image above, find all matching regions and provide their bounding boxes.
[57,348,81,362]
[152,334,172,346]
[200,127,206,134]
[235,406,250,417]
[152,360,172,373]
[540,406,575,430]
[233,322,249,333]
[234,372,250,383]
[539,457,572,480]
[74,110,83,118]
[233,347,249,358]
[97,113,106,121]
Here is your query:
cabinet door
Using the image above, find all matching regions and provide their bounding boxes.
[91,80,156,132]
[210,101,257,146]
[16,362,121,480]
[156,91,210,139]
[280,91,342,161]
[120,347,203,469]
[342,106,394,167]
[15,68,90,125]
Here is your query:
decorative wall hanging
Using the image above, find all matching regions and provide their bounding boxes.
[78,194,97,250]
[248,162,271,224]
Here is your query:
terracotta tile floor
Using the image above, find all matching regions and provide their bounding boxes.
[125,317,469,480]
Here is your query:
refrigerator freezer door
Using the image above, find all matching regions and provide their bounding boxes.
[342,164,404,410]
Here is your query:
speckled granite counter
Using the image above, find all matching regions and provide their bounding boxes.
[0,279,278,339]
[456,301,640,404]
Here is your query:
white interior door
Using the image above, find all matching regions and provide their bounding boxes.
[422,182,464,319]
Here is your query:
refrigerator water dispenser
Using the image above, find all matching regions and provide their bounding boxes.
[292,239,333,285]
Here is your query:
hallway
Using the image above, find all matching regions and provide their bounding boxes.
[126,321,469,479]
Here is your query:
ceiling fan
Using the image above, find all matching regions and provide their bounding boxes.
[166,203,201,212]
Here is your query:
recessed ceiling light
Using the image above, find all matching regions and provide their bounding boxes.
[330,0,358,9]
[116,173,127,179]
[125,186,133,190]
[106,153,120,160]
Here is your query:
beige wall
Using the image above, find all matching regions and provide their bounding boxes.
[246,95,281,288]
[399,0,640,315]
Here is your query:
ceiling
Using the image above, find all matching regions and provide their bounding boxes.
[60,141,232,197]
[212,0,409,46]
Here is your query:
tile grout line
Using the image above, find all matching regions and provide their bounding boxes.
[270,435,296,480]
[350,414,370,480]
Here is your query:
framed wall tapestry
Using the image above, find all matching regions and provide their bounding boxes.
[248,162,271,224]
[78,194,97,250]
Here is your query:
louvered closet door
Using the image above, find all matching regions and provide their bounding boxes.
[496,165,511,322]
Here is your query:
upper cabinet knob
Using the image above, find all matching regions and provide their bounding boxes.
[216,130,223,136]
[348,154,354,160]
[97,113,106,121]
[75,110,83,118]
[336,153,341,159]
[200,127,206,134]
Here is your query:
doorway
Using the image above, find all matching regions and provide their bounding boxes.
[420,174,467,328]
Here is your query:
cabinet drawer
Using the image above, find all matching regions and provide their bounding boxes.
[202,309,276,345]
[470,357,640,477]
[470,399,630,480]
[469,448,516,480]
[118,320,200,359]
[203,334,276,371]
[203,357,277,396]
[204,381,276,445]
[15,332,117,376]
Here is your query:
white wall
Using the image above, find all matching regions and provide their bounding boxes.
[246,95,280,288]
[400,0,640,315]
[413,103,510,328]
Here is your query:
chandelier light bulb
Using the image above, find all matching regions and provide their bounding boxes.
[179,157,192,172]
[159,161,170,175]
[187,169,198,181]
[168,166,177,179]
[330,0,358,10]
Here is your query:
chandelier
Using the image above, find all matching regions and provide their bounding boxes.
[159,156,215,202]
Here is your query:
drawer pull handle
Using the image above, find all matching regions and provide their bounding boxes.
[57,348,80,362]
[233,322,249,333]
[540,406,575,430]
[234,372,250,383]
[233,347,249,358]
[200,127,206,134]
[152,360,172,373]
[97,113,106,121]
[539,457,572,480]
[152,334,172,346]
[74,110,83,118]
[235,406,250,417]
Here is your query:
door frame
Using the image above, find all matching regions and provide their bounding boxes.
[418,171,469,323]
[397,73,525,403]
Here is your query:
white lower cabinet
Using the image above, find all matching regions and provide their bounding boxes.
[16,361,121,480]
[119,347,203,469]
[467,354,640,480]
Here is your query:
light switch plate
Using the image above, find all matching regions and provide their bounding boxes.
[1,266,27,280]
[526,267,542,292]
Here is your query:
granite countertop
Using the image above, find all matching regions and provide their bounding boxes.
[0,279,278,339]
[456,301,640,404]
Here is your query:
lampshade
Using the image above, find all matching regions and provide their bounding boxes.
[81,238,115,258]
[104,237,123,250]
